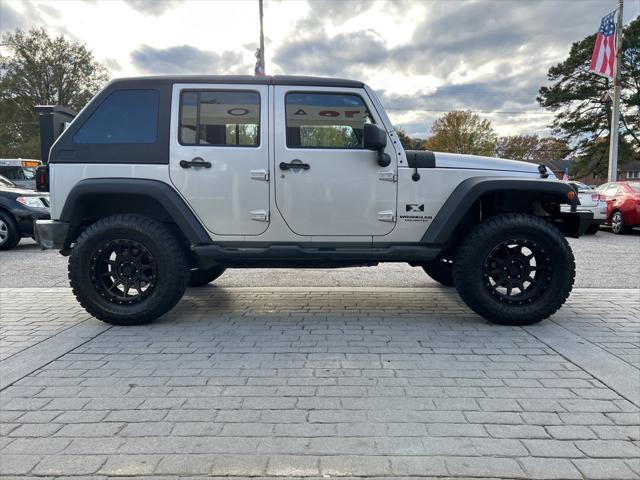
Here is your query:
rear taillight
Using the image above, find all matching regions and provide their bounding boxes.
[36,164,49,192]
[591,194,606,202]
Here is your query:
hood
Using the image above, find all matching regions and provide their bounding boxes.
[434,152,542,175]
[0,186,47,196]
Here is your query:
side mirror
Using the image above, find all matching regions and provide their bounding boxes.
[363,124,391,167]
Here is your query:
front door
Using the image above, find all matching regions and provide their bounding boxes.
[169,84,269,235]
[273,87,397,237]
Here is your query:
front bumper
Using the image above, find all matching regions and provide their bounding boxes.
[15,209,50,237]
[34,220,70,250]
[556,211,594,238]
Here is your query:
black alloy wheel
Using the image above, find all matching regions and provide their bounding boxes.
[90,239,157,305]
[483,239,551,305]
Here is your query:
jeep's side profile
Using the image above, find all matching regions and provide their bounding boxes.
[35,75,591,326]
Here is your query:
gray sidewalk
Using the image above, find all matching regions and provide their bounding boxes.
[1,287,639,478]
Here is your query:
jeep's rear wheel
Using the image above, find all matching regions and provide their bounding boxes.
[189,267,226,287]
[453,213,575,326]
[68,214,189,325]
[421,259,454,286]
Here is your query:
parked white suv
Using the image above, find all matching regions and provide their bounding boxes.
[35,75,591,326]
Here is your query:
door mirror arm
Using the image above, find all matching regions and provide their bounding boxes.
[377,152,391,167]
[363,124,391,167]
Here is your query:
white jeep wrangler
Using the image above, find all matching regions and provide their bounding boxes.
[35,75,591,326]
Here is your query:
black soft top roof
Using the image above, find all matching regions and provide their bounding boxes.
[110,75,364,88]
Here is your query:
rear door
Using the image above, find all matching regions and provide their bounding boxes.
[169,84,270,235]
[273,87,397,237]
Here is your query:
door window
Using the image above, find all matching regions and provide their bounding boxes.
[285,92,373,149]
[74,89,159,144]
[179,90,260,147]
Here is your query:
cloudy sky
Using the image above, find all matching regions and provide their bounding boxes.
[2,0,639,138]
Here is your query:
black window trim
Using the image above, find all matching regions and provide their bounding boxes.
[178,88,262,148]
[284,90,376,151]
[72,88,161,145]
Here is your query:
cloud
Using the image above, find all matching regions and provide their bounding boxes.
[38,3,61,19]
[0,3,25,34]
[0,1,62,35]
[130,45,250,75]
[104,58,123,72]
[124,0,183,17]
[306,0,374,24]
[270,0,640,137]
[273,29,388,76]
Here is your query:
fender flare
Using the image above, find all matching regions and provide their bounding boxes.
[421,176,579,244]
[60,178,211,244]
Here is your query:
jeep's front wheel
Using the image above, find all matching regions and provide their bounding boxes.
[453,213,575,326]
[68,214,189,326]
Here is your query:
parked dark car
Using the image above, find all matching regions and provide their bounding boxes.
[595,181,640,234]
[0,174,50,250]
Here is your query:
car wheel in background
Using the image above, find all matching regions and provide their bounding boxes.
[610,211,628,234]
[0,211,20,251]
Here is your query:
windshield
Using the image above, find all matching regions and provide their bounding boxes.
[0,175,16,187]
[0,166,36,181]
[629,182,640,193]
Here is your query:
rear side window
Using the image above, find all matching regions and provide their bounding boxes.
[179,90,260,147]
[74,90,159,144]
[285,92,373,149]
[604,184,620,196]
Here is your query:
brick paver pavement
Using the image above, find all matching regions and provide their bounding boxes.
[1,286,639,478]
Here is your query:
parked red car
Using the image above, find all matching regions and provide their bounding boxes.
[595,182,640,234]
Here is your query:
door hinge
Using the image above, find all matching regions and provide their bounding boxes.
[378,210,396,222]
[250,209,270,222]
[250,169,269,181]
[379,170,397,182]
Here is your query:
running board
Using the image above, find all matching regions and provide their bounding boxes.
[191,244,441,269]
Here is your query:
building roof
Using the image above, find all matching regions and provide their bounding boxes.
[110,75,364,88]
[619,161,640,171]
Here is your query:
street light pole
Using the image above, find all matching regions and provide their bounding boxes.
[607,0,624,182]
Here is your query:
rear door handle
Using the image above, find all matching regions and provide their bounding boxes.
[180,157,211,169]
[279,161,310,171]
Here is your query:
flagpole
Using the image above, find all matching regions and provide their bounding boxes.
[607,0,624,182]
[259,0,265,73]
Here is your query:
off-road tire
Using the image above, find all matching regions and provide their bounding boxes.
[453,213,575,326]
[585,223,600,235]
[189,267,226,287]
[0,211,20,250]
[68,214,189,326]
[610,211,628,234]
[422,259,454,286]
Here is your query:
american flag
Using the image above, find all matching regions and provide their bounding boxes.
[589,10,617,79]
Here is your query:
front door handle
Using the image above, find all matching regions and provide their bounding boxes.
[180,157,212,169]
[279,161,310,171]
